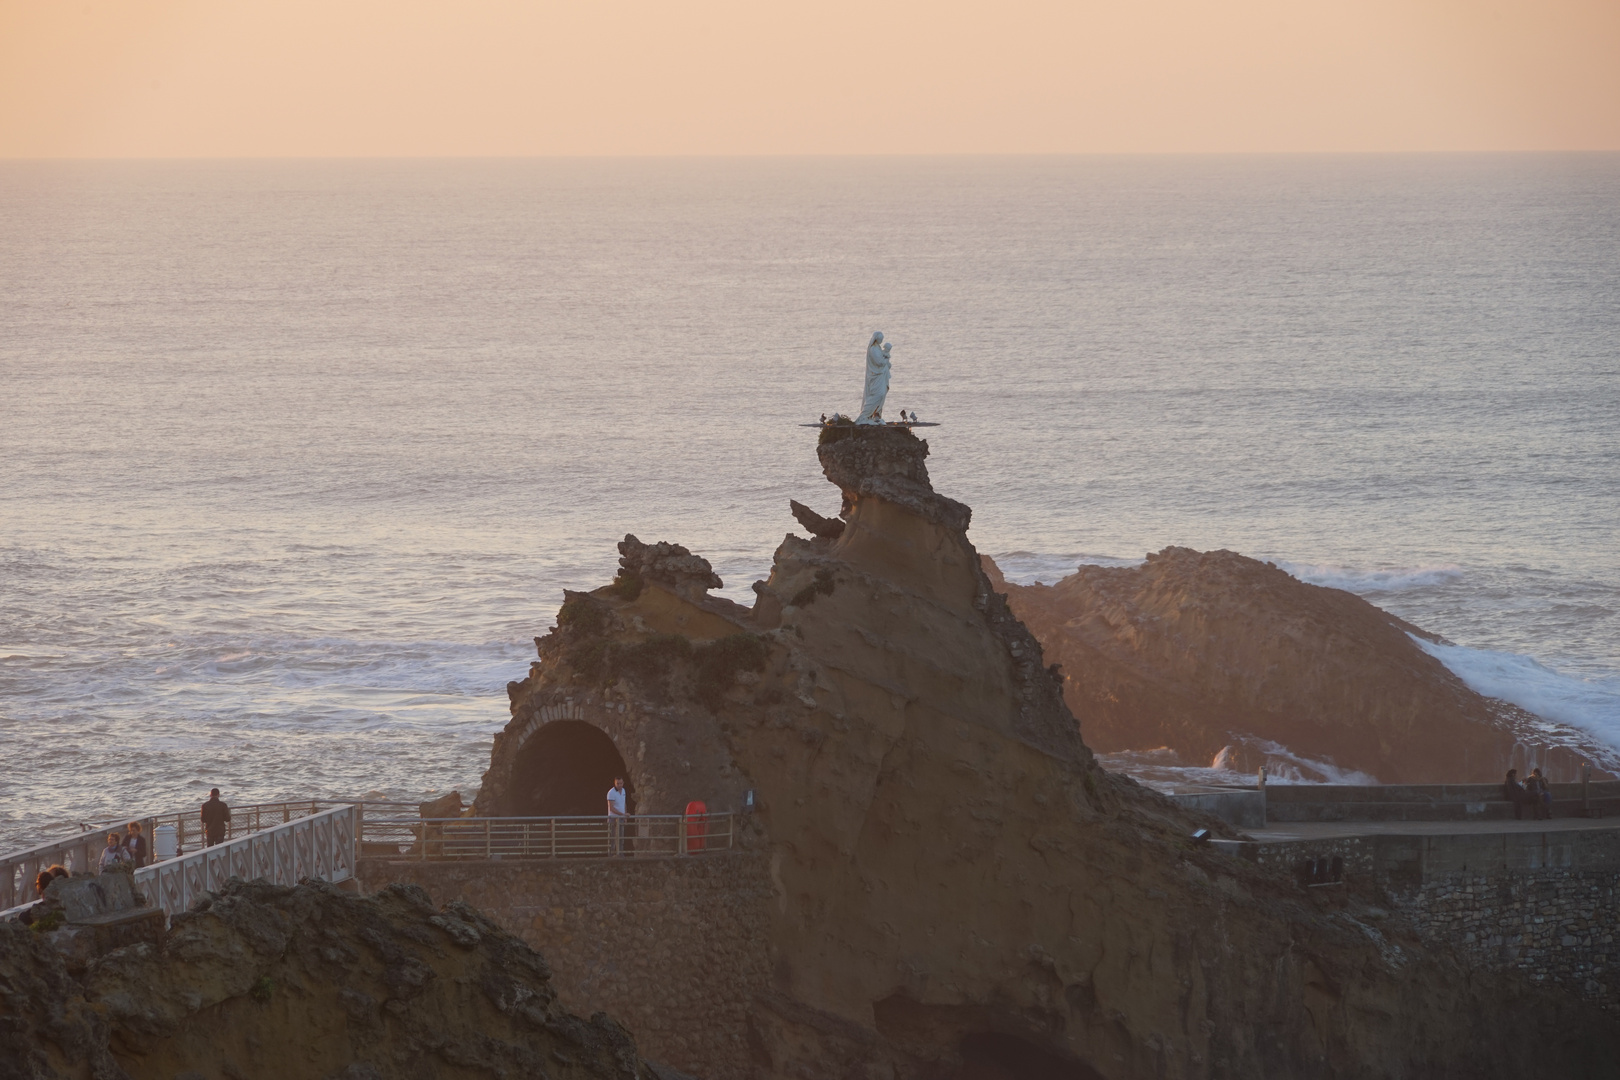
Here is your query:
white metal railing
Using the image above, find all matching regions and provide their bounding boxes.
[1,800,415,910]
[359,812,735,861]
[134,805,358,918]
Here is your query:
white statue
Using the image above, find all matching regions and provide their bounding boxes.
[857,331,892,425]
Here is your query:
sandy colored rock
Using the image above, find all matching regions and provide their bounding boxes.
[988,546,1614,783]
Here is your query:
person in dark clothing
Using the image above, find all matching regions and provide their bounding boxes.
[1526,768,1553,820]
[1503,769,1528,819]
[122,821,149,868]
[200,788,231,847]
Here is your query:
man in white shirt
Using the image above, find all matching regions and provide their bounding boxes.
[606,777,628,855]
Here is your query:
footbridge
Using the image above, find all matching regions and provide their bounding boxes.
[2,801,735,918]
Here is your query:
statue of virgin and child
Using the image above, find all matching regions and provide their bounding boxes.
[856,331,892,425]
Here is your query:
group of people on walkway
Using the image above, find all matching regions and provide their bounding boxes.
[1503,768,1554,820]
[15,789,233,923]
[47,788,233,890]
[96,820,150,871]
[92,788,233,873]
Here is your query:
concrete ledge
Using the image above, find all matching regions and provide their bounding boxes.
[1166,790,1266,829]
[1264,782,1620,823]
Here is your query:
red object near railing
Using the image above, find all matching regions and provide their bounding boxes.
[683,801,708,853]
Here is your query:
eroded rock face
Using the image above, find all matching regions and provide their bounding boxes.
[0,919,122,1080]
[478,426,1620,1078]
[618,535,724,600]
[815,424,971,531]
[988,547,1614,783]
[0,879,654,1080]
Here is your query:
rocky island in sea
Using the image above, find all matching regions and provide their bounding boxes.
[7,425,1619,1079]
[987,547,1617,785]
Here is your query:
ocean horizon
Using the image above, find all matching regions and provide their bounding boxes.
[3,154,1617,847]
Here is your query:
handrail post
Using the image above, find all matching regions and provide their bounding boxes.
[549,818,556,859]
[678,816,687,856]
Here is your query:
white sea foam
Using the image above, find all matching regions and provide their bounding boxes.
[1413,636,1620,749]
[1101,741,1377,792]
[1278,561,1464,593]
[1224,740,1380,786]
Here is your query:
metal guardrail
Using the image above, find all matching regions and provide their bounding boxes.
[1,800,416,910]
[5,802,732,911]
[360,812,735,861]
[135,805,358,918]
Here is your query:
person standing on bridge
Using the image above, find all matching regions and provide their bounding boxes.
[606,777,628,856]
[99,832,131,872]
[200,788,231,847]
[122,821,149,868]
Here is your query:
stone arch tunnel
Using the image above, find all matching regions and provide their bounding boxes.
[504,720,635,817]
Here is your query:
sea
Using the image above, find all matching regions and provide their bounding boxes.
[3,156,1618,848]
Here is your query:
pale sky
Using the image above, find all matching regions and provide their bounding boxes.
[2,0,1618,156]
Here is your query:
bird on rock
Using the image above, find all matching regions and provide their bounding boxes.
[820,413,827,424]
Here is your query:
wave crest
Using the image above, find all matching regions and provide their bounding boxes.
[1279,561,1464,593]
[1413,635,1620,750]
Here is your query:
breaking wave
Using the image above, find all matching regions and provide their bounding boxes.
[1413,636,1620,751]
[1100,741,1377,793]
[1278,561,1464,593]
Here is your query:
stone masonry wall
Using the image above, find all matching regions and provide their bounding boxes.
[1241,828,1620,1007]
[1404,872,1620,1003]
[357,852,775,1080]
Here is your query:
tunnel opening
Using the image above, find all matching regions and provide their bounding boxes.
[954,1033,1104,1080]
[507,720,634,817]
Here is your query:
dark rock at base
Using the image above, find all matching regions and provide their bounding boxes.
[0,919,124,1080]
[1,879,655,1080]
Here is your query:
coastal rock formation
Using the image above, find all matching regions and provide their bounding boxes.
[0,918,122,1080]
[1,879,657,1080]
[477,425,1620,1079]
[987,547,1613,783]
[617,535,724,601]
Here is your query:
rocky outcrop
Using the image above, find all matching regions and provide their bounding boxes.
[988,547,1614,783]
[23,872,166,977]
[1,879,657,1080]
[815,424,971,531]
[617,535,724,600]
[476,426,1620,1078]
[789,500,844,540]
[0,918,122,1080]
